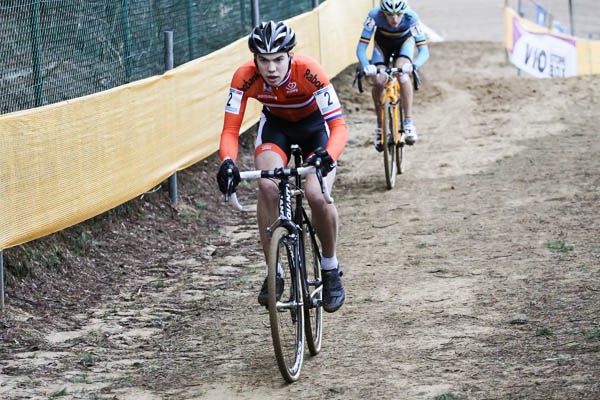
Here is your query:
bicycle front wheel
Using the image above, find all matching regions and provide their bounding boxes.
[382,98,397,189]
[397,143,405,174]
[301,214,323,356]
[267,226,304,383]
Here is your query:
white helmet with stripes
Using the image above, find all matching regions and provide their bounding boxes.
[380,0,408,14]
[248,21,297,54]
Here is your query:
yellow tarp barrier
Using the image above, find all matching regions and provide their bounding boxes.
[0,0,372,250]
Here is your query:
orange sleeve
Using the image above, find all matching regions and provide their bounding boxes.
[219,65,255,162]
[219,97,247,162]
[325,117,348,162]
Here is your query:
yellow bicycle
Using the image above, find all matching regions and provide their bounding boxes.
[354,65,420,189]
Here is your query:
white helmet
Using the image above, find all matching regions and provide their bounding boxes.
[380,0,407,14]
[248,21,297,54]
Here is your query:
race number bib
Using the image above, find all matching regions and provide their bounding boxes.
[363,16,375,32]
[410,22,424,37]
[225,88,243,114]
[314,84,341,115]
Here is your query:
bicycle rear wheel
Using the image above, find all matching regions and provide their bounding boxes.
[382,98,397,189]
[301,213,323,356]
[397,109,405,175]
[267,226,304,382]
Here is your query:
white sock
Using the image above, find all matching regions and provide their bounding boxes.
[321,256,338,270]
[265,263,284,276]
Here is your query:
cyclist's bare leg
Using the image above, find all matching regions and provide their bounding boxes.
[370,71,387,127]
[395,57,413,120]
[304,170,338,259]
[255,150,285,259]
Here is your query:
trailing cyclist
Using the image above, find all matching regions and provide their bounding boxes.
[216,21,348,313]
[356,0,429,150]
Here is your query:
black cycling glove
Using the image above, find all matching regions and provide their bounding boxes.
[216,159,241,194]
[305,147,336,177]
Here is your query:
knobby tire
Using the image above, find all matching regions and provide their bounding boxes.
[301,211,323,356]
[382,98,397,189]
[267,226,304,383]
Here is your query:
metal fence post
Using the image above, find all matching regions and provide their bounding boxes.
[1,251,4,310]
[517,0,524,17]
[568,0,575,36]
[30,0,43,107]
[122,0,132,82]
[164,31,178,205]
[251,0,259,27]
[187,0,196,59]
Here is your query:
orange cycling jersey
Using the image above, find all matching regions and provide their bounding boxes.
[219,54,348,162]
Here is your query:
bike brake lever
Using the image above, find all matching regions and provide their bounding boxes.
[223,174,234,201]
[352,67,364,93]
[313,162,327,195]
[413,69,421,91]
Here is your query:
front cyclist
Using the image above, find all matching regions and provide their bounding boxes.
[356,0,429,149]
[216,21,347,313]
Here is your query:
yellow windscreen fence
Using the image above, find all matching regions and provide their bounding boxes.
[0,0,374,250]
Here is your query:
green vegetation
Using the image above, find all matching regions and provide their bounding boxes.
[586,327,600,341]
[546,239,574,254]
[536,327,555,338]
[48,388,68,398]
[80,352,95,367]
[434,393,466,400]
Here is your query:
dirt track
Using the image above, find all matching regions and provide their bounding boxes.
[1,15,600,400]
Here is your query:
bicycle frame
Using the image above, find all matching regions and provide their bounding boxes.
[268,147,323,311]
[353,64,421,147]
[352,65,421,189]
[226,145,330,382]
[379,69,404,147]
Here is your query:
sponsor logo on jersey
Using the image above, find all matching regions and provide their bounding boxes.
[257,93,278,100]
[285,81,298,94]
[238,72,260,92]
[304,69,324,90]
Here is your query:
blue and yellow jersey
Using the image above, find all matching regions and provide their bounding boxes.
[357,6,429,69]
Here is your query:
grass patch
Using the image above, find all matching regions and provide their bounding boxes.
[536,327,555,338]
[434,393,466,400]
[586,327,600,341]
[546,239,574,254]
[48,388,68,398]
[80,352,95,367]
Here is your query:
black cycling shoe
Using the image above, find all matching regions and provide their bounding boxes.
[321,267,345,313]
[374,129,383,152]
[257,274,284,307]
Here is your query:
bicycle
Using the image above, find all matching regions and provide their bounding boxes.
[354,64,420,189]
[225,145,332,382]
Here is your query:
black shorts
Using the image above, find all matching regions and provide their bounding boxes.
[255,108,329,163]
[374,30,414,66]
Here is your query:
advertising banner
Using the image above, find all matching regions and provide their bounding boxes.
[508,9,578,78]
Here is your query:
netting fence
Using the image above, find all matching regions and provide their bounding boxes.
[0,0,322,115]
[513,0,600,39]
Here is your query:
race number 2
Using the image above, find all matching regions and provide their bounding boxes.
[314,84,341,116]
[225,88,243,114]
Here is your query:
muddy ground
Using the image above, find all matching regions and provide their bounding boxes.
[1,36,599,400]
